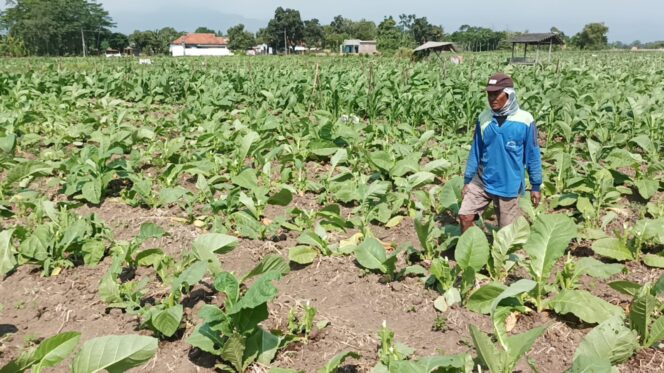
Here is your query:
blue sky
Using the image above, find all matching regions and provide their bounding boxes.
[3,1,662,42]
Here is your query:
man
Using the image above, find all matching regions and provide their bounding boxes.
[458,73,542,232]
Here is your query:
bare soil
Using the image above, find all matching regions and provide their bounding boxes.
[0,197,662,373]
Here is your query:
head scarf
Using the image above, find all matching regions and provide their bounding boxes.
[491,87,520,117]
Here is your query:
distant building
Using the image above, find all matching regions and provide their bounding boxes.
[341,40,378,55]
[169,33,233,57]
[252,44,272,55]
[105,48,121,58]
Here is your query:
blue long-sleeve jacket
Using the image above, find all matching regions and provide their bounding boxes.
[463,109,542,198]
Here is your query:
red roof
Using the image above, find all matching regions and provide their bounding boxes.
[171,33,227,46]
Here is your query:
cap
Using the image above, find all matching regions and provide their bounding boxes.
[486,73,514,92]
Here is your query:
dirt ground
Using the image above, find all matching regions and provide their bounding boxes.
[0,196,662,373]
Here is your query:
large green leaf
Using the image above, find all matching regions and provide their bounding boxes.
[59,219,88,249]
[455,226,489,272]
[439,176,463,214]
[493,217,530,255]
[0,133,16,154]
[0,229,16,276]
[228,272,280,315]
[591,238,634,262]
[608,281,641,297]
[81,240,106,267]
[72,335,158,373]
[643,254,664,268]
[245,328,282,365]
[193,233,238,254]
[214,272,240,304]
[238,130,259,161]
[467,282,507,314]
[369,151,394,172]
[549,290,624,324]
[316,351,360,373]
[267,188,293,206]
[232,168,259,190]
[635,179,659,200]
[422,158,452,176]
[158,186,189,206]
[81,179,102,204]
[491,217,530,277]
[573,257,624,280]
[19,226,49,262]
[172,260,207,291]
[406,172,436,189]
[469,325,504,373]
[288,246,318,265]
[572,316,638,370]
[193,233,238,272]
[490,279,536,313]
[524,214,577,282]
[186,324,222,355]
[0,331,81,373]
[354,238,388,273]
[388,354,472,373]
[4,161,53,188]
[629,293,656,344]
[151,304,183,337]
[504,325,547,369]
[138,223,167,240]
[220,333,246,372]
[241,255,290,283]
[646,317,664,347]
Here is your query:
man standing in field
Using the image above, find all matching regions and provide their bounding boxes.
[458,73,542,233]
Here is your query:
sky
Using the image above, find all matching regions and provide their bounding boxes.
[2,1,661,42]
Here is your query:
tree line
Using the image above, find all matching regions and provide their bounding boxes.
[0,0,655,57]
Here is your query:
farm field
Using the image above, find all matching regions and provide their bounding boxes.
[0,53,663,373]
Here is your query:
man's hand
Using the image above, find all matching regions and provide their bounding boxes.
[531,191,541,207]
[462,184,470,198]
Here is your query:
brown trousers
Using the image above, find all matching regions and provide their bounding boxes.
[458,180,521,228]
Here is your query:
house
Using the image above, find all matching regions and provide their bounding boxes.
[341,40,377,55]
[252,44,272,55]
[169,33,233,57]
[104,48,121,58]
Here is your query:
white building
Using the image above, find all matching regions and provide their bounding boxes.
[341,40,378,55]
[169,33,234,57]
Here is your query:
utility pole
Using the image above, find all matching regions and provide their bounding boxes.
[284,30,288,55]
[81,28,87,57]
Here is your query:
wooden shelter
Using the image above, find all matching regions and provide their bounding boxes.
[413,41,457,62]
[508,33,564,64]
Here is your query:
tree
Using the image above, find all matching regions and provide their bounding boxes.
[377,16,401,52]
[394,14,443,47]
[450,25,505,51]
[350,19,377,41]
[411,17,444,44]
[156,27,184,54]
[572,22,609,50]
[105,32,128,50]
[128,30,159,55]
[194,26,217,35]
[227,24,255,51]
[330,15,352,35]
[264,7,304,53]
[303,19,324,48]
[1,0,114,56]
